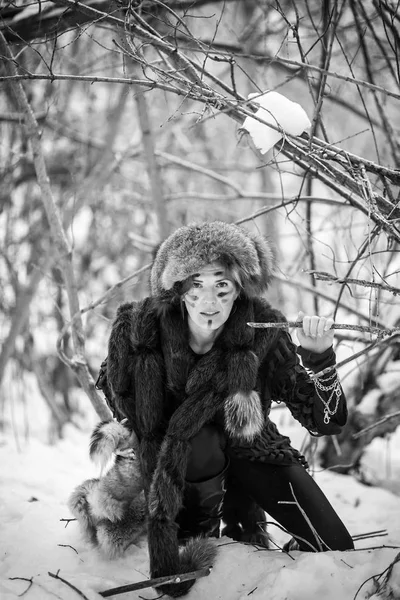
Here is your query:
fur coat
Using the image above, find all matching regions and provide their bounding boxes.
[105,293,347,596]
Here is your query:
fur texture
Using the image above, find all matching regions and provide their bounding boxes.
[150,221,275,297]
[89,420,138,470]
[68,421,147,558]
[224,390,264,440]
[107,295,284,592]
[69,422,217,596]
[157,538,218,597]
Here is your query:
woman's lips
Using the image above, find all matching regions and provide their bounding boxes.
[200,311,219,316]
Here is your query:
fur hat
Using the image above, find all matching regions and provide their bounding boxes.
[150,221,274,297]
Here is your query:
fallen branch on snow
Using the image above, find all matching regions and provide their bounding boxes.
[99,567,212,597]
[48,570,90,599]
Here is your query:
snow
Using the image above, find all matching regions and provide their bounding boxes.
[1,421,400,600]
[241,91,311,154]
[359,427,400,496]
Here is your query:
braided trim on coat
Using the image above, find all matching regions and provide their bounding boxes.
[267,330,346,436]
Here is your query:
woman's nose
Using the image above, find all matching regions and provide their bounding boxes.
[203,289,217,304]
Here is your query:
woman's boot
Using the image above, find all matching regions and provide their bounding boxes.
[176,461,229,540]
[282,537,301,552]
[222,481,270,548]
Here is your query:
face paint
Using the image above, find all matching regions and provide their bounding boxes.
[182,263,239,336]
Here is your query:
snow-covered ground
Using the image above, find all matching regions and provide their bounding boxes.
[1,413,400,600]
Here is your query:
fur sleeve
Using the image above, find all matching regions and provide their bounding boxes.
[107,302,140,424]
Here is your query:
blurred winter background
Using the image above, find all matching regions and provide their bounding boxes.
[1,1,400,598]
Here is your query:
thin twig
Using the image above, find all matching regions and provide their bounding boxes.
[247,587,258,595]
[55,262,152,361]
[353,553,400,600]
[352,411,400,439]
[57,544,78,554]
[60,518,76,526]
[99,567,212,597]
[273,275,388,329]
[48,571,90,600]
[260,520,316,555]
[278,482,329,551]
[0,32,111,422]
[352,530,388,541]
[307,270,400,296]
[5,0,400,103]
[312,339,382,379]
[341,558,354,568]
[9,577,34,597]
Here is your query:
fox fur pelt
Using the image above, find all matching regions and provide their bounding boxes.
[68,421,217,595]
[68,421,147,558]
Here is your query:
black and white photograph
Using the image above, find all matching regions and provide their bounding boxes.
[1,1,400,598]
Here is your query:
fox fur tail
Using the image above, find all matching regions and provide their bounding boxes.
[68,479,99,545]
[89,420,138,470]
[151,534,217,598]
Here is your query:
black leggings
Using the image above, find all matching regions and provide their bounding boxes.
[186,425,354,551]
[229,457,354,551]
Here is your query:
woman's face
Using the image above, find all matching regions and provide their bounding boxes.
[182,263,239,333]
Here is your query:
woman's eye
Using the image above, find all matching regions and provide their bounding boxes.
[191,282,202,289]
[216,281,228,288]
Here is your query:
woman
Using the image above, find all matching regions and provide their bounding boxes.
[106,221,353,596]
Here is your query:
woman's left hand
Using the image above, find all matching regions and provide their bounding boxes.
[295,311,335,354]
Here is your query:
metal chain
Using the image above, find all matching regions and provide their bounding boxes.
[313,370,342,424]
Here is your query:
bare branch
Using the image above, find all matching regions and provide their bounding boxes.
[0,256,53,389]
[353,411,400,439]
[6,0,400,101]
[131,80,168,240]
[273,274,389,330]
[307,271,400,296]
[0,32,111,421]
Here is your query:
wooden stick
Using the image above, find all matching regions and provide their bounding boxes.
[247,321,400,337]
[99,567,212,597]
